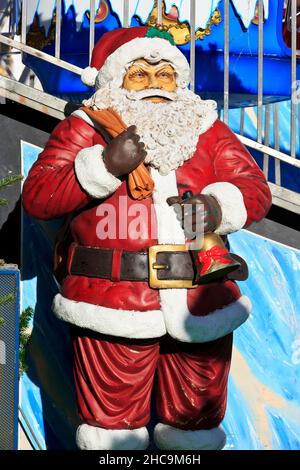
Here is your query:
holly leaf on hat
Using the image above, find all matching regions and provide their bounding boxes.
[146,27,176,46]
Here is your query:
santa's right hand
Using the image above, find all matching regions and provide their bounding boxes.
[103,125,147,177]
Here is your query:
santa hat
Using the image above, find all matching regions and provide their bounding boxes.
[81,26,191,90]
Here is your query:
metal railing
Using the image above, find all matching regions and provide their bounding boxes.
[0,0,300,214]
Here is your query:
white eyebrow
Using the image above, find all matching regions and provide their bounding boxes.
[130,61,174,70]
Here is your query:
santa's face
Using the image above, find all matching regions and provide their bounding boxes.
[122,59,177,103]
[83,58,218,175]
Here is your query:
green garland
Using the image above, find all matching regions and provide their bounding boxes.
[0,174,23,207]
[19,307,34,375]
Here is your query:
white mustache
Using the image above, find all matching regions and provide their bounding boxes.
[125,88,177,102]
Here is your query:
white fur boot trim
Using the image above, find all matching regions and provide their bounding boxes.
[76,424,149,450]
[154,423,226,450]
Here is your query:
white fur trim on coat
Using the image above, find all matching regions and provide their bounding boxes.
[74,144,121,199]
[154,423,226,450]
[52,294,167,339]
[151,168,251,343]
[161,293,251,344]
[95,37,191,89]
[201,182,248,235]
[54,166,250,341]
[77,424,149,450]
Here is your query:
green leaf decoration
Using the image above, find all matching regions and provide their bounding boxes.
[146,27,176,46]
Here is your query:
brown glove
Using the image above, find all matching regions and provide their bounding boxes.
[102,125,147,178]
[167,193,222,236]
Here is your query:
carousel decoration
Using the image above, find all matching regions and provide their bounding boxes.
[86,0,109,24]
[144,1,222,45]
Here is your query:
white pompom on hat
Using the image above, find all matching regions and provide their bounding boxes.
[81,26,190,89]
[81,67,99,87]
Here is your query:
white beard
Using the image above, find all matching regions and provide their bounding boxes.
[83,85,218,175]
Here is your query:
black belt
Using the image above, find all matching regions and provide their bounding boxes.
[69,244,196,287]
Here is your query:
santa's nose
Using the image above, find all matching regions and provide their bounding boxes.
[148,75,160,88]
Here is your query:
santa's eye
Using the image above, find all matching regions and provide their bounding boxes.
[158,71,172,79]
[129,70,146,79]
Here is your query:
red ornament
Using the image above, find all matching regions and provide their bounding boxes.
[197,245,232,275]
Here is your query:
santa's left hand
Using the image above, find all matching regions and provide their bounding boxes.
[167,193,222,235]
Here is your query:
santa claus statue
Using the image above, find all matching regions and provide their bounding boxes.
[22,26,272,450]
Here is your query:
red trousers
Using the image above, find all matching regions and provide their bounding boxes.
[71,327,232,430]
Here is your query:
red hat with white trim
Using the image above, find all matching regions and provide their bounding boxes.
[81,26,191,90]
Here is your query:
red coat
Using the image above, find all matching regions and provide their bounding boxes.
[22,113,272,343]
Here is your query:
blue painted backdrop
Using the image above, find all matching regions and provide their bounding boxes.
[21,141,300,450]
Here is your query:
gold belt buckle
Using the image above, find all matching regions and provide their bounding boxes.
[148,244,198,289]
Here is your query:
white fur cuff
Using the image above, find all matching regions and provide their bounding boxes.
[162,293,251,343]
[77,424,149,450]
[154,423,226,450]
[201,182,248,235]
[52,294,166,339]
[74,144,121,199]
